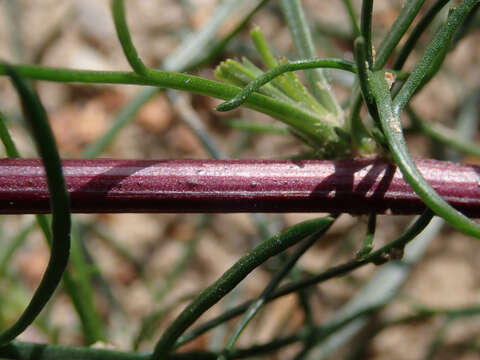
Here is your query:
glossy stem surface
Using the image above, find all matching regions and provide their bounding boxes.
[0,158,479,216]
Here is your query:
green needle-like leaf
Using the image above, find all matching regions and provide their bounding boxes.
[111,0,148,75]
[152,216,335,358]
[370,70,480,239]
[393,0,479,114]
[0,66,71,345]
[360,0,374,67]
[217,58,356,113]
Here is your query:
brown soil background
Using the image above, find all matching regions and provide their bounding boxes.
[0,1,479,359]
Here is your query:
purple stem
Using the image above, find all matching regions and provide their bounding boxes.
[0,158,479,216]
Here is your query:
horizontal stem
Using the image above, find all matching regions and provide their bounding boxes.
[0,158,479,216]
[0,64,345,153]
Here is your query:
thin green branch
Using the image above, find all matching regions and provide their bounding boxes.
[370,70,480,238]
[216,58,357,112]
[393,0,451,70]
[248,27,329,117]
[347,86,375,152]
[356,214,376,259]
[393,0,479,115]
[279,0,342,115]
[0,64,347,154]
[360,0,374,67]
[0,67,71,345]
[250,27,278,70]
[0,111,20,158]
[152,216,335,358]
[381,305,480,329]
[353,37,378,120]
[220,220,335,358]
[111,0,148,75]
[342,0,361,37]
[0,341,150,360]
[175,210,434,348]
[348,0,426,150]
[87,0,270,157]
[1,75,102,345]
[374,0,426,70]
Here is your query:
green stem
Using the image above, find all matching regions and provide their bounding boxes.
[0,64,346,154]
[353,37,377,120]
[349,0,427,150]
[393,0,479,114]
[360,0,374,67]
[393,0,451,70]
[250,27,278,69]
[175,210,434,348]
[220,220,335,357]
[111,0,148,75]
[0,111,20,157]
[0,341,149,360]
[342,0,361,36]
[0,67,71,345]
[374,0,426,70]
[216,58,357,112]
[86,0,269,157]
[356,214,376,259]
[1,80,113,345]
[279,0,341,115]
[152,216,335,358]
[370,70,480,238]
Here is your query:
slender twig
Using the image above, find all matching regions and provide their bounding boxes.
[360,0,374,67]
[347,0,427,148]
[175,210,434,348]
[393,0,451,70]
[370,70,480,238]
[0,64,346,153]
[1,93,106,344]
[353,37,377,119]
[342,0,361,37]
[219,220,336,358]
[85,0,269,158]
[279,0,341,115]
[0,112,20,158]
[151,216,335,358]
[355,214,376,259]
[111,0,148,75]
[0,68,71,345]
[393,0,479,115]
[374,0,426,70]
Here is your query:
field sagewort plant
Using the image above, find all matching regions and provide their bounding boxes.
[0,0,479,359]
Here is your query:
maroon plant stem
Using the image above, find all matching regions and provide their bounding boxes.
[0,158,479,216]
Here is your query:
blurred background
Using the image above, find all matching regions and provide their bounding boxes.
[0,1,479,359]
